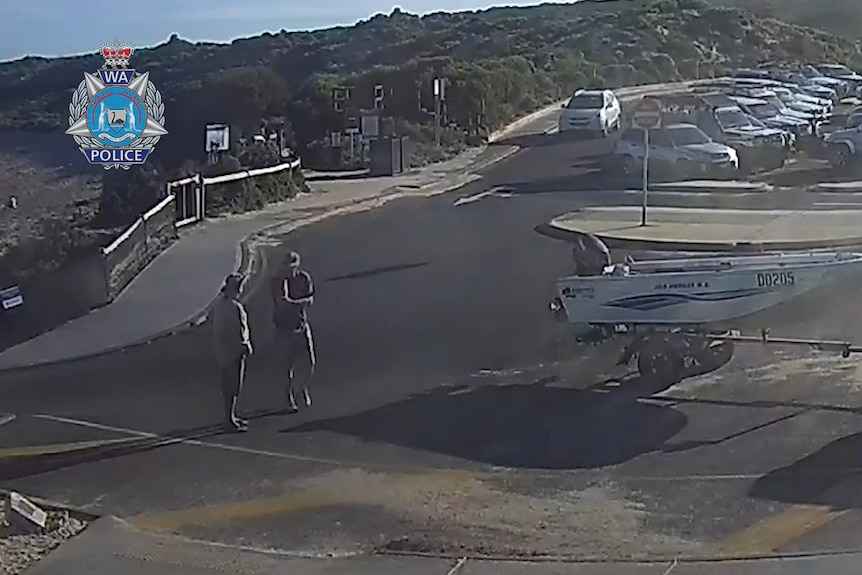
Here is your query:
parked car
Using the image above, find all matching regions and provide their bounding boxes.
[609,123,738,180]
[660,92,788,172]
[558,89,621,137]
[728,95,814,149]
[798,66,852,98]
[821,124,862,168]
[813,64,862,92]
[845,111,862,130]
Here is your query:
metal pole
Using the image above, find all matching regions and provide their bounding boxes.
[434,94,441,149]
[641,128,649,226]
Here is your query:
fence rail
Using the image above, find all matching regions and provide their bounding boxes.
[101,158,302,297]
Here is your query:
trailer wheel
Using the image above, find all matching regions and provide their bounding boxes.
[636,337,683,385]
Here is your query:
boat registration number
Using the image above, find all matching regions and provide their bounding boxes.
[757,272,794,287]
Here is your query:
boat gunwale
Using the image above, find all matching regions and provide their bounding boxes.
[558,253,862,283]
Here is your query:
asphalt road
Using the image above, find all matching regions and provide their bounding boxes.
[4,132,862,562]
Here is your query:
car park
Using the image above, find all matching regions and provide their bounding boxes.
[798,65,852,98]
[558,89,621,137]
[814,64,862,93]
[648,93,787,173]
[609,123,738,180]
[768,86,830,118]
[727,95,816,153]
[712,77,833,112]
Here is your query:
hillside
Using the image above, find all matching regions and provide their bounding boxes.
[1,0,861,171]
[710,0,862,39]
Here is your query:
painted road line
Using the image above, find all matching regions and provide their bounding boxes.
[714,504,846,556]
[0,437,137,459]
[0,413,14,426]
[454,189,497,206]
[33,413,424,471]
[453,186,510,206]
[132,488,336,530]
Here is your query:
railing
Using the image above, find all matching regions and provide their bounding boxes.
[170,158,302,229]
[101,193,178,298]
[100,158,302,298]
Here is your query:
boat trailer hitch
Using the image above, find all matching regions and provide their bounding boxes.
[707,328,859,358]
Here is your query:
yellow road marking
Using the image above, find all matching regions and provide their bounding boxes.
[131,468,481,531]
[131,489,335,531]
[715,504,846,556]
[0,437,135,459]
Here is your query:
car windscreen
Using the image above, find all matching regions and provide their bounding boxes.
[763,95,788,110]
[748,103,777,119]
[567,94,603,109]
[667,126,710,146]
[715,108,751,128]
[821,65,852,76]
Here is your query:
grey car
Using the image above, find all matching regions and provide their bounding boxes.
[610,123,739,180]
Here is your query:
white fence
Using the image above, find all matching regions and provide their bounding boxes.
[168,158,302,229]
[99,158,302,295]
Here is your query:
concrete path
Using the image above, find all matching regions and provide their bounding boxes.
[649,181,772,193]
[809,182,862,194]
[546,206,862,250]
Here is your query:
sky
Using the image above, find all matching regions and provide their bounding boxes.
[0,1,575,62]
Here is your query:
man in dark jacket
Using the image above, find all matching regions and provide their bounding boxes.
[271,251,315,411]
[571,232,612,276]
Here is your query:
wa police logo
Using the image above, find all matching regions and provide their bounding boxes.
[65,39,168,169]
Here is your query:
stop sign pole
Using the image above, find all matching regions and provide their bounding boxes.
[631,99,662,226]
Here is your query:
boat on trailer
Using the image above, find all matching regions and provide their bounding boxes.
[549,251,862,382]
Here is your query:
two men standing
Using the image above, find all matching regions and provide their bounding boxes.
[210,250,315,431]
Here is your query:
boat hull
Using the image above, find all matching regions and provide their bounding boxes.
[557,252,862,327]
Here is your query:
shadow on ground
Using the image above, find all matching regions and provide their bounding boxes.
[284,371,702,470]
[491,131,615,149]
[750,432,862,510]
[0,407,287,482]
[324,261,430,282]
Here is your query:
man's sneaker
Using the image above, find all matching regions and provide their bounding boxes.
[228,419,248,432]
[303,389,312,407]
[286,394,299,412]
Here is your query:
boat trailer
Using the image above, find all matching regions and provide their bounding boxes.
[550,298,862,383]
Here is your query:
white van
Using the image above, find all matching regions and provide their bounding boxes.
[558,89,621,137]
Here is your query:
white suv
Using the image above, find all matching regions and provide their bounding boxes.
[558,89,621,137]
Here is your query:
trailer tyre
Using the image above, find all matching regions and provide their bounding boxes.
[637,338,683,385]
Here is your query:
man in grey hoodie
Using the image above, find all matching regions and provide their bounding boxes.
[211,273,253,432]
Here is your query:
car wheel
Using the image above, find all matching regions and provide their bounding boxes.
[621,155,638,177]
[675,160,696,180]
[831,143,851,168]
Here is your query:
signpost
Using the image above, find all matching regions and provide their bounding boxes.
[631,98,663,226]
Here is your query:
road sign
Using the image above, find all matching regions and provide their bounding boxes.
[632,98,662,129]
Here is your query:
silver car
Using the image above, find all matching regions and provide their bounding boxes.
[611,123,739,180]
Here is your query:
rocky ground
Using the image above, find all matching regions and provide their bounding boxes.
[0,497,89,575]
